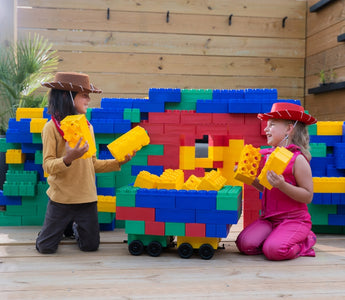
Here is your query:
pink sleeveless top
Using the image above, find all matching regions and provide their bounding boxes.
[260,145,309,219]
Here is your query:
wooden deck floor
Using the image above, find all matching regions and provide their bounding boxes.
[1,220,345,299]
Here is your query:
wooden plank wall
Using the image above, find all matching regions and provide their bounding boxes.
[17,0,307,108]
[305,0,345,121]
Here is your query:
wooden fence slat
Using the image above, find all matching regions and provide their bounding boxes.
[57,51,304,77]
[18,29,305,58]
[18,0,307,19]
[17,7,305,38]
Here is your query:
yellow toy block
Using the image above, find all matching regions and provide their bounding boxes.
[234,144,261,185]
[30,118,48,133]
[197,170,227,191]
[221,139,244,186]
[107,126,150,162]
[179,146,195,170]
[6,149,26,164]
[16,107,44,121]
[195,157,213,168]
[317,121,344,136]
[156,169,184,190]
[258,147,293,190]
[313,177,345,193]
[60,114,96,159]
[182,175,201,190]
[97,195,116,213]
[134,171,160,189]
[177,236,220,250]
[209,146,224,161]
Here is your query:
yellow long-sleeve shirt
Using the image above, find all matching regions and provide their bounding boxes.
[42,120,121,204]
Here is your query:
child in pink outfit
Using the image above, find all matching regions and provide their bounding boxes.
[236,102,317,260]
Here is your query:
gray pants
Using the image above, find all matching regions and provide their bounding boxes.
[36,199,100,254]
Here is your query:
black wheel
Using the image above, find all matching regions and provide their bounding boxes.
[199,244,214,260]
[147,241,163,257]
[178,243,193,259]
[128,240,144,256]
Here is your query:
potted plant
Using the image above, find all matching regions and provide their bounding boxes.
[0,33,59,189]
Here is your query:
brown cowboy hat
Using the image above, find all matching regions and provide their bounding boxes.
[41,72,102,93]
[257,102,317,125]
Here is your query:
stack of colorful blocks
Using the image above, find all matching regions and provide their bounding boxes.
[0,89,344,237]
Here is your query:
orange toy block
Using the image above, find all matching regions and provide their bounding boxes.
[60,114,97,159]
[257,147,293,190]
[107,126,150,162]
[234,144,261,185]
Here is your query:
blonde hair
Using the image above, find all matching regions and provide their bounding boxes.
[287,120,311,161]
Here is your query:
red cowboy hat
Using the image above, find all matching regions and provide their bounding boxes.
[41,72,102,94]
[257,102,317,125]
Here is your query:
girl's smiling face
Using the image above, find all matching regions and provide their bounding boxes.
[73,92,91,114]
[264,119,292,147]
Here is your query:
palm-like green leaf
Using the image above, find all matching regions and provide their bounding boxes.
[0,33,58,133]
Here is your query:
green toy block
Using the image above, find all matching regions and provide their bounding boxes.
[22,215,45,226]
[136,144,164,156]
[308,203,337,225]
[0,211,21,226]
[98,212,115,223]
[123,108,132,121]
[310,143,327,157]
[3,182,19,196]
[125,220,145,234]
[0,138,21,152]
[86,108,92,121]
[217,185,242,211]
[131,108,141,123]
[8,164,24,171]
[6,202,37,216]
[6,170,38,183]
[308,123,317,135]
[116,185,139,207]
[165,222,185,236]
[96,172,116,188]
[32,133,42,144]
[115,219,125,228]
[95,133,120,145]
[312,225,345,234]
[35,150,43,164]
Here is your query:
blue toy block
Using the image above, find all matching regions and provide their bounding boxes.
[196,209,238,224]
[131,165,164,176]
[135,188,176,209]
[175,190,217,210]
[310,157,331,177]
[21,143,42,154]
[196,99,229,113]
[43,107,51,119]
[99,219,115,231]
[98,149,113,160]
[155,208,195,223]
[310,135,342,146]
[132,98,165,112]
[149,88,181,103]
[91,108,124,120]
[205,223,230,238]
[337,205,345,214]
[91,119,115,133]
[335,143,345,169]
[6,129,33,143]
[0,191,22,205]
[24,160,45,181]
[213,89,244,100]
[312,193,332,205]
[228,99,262,113]
[101,98,134,109]
[332,193,345,205]
[113,119,132,133]
[327,165,345,177]
[328,214,345,226]
[97,187,115,196]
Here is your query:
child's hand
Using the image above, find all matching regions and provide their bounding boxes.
[266,170,285,189]
[63,138,89,166]
[119,150,136,166]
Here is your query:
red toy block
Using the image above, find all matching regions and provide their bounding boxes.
[183,168,206,181]
[212,113,245,125]
[145,221,165,236]
[165,124,196,135]
[185,223,206,237]
[116,206,155,221]
[149,133,180,145]
[212,161,223,168]
[140,121,164,134]
[180,133,197,146]
[180,111,213,124]
[147,155,166,166]
[209,136,228,147]
[196,124,229,136]
[148,110,181,124]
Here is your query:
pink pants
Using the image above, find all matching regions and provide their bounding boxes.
[236,212,316,261]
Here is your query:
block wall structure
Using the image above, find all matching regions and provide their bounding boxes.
[0,89,344,234]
